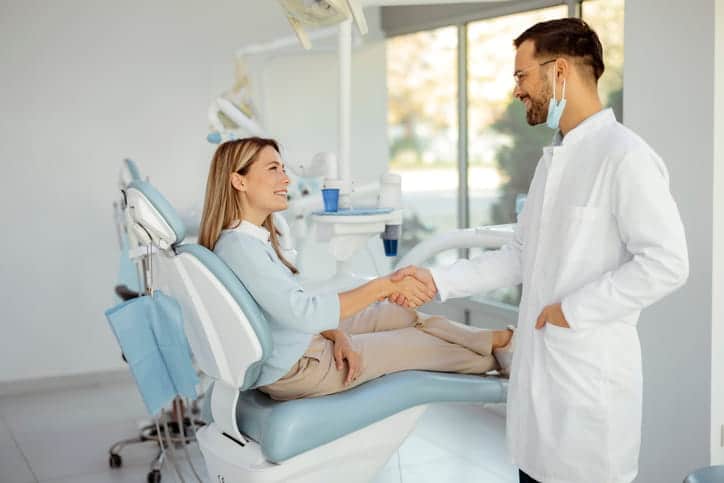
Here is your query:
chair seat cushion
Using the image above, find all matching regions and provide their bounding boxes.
[235,371,507,462]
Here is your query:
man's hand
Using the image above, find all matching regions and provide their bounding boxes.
[332,332,363,385]
[535,303,570,329]
[388,265,437,307]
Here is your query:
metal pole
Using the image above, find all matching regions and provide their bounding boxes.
[568,0,582,18]
[338,20,353,208]
[457,23,469,236]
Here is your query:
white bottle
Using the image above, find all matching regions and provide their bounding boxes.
[378,173,402,209]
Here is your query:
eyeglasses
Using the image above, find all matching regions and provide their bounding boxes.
[513,59,556,86]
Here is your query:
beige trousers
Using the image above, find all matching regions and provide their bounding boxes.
[260,302,498,401]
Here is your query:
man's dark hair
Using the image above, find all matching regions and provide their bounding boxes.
[514,18,604,82]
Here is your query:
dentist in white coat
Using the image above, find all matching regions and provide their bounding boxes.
[391,18,689,483]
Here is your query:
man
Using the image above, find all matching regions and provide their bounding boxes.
[392,18,689,483]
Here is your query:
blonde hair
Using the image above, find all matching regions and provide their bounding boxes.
[199,137,298,274]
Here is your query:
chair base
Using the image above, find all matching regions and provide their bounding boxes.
[197,405,427,483]
[108,415,205,480]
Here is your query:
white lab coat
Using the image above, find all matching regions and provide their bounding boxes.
[432,109,689,483]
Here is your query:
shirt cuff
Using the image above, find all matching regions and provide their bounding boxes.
[429,266,451,303]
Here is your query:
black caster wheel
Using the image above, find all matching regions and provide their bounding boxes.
[147,469,162,483]
[109,453,122,468]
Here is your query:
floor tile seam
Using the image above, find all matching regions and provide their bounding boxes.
[1,413,40,483]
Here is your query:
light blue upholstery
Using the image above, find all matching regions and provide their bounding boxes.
[234,371,507,463]
[176,244,273,389]
[124,158,142,181]
[684,466,724,483]
[127,180,187,243]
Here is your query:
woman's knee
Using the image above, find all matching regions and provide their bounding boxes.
[376,302,418,326]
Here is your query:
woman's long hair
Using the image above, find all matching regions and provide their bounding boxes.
[198,137,298,274]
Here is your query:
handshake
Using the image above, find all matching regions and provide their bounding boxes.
[384,265,438,309]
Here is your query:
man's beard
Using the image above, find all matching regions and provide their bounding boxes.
[525,77,551,125]
[526,96,549,125]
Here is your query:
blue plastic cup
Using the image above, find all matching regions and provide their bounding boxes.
[321,188,340,212]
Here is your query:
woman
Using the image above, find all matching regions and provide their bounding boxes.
[199,137,513,401]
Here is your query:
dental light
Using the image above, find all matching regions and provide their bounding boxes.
[278,0,368,49]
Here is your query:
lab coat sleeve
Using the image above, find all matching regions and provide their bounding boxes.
[217,236,340,334]
[561,148,689,330]
[431,215,525,302]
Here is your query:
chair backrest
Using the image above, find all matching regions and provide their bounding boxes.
[124,180,272,390]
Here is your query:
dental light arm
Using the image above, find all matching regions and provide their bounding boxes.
[207,97,265,143]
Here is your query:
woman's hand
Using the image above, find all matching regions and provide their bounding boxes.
[389,275,434,309]
[332,332,363,385]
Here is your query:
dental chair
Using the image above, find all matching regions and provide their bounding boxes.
[124,178,508,483]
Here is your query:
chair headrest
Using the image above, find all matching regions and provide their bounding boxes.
[124,158,142,181]
[119,158,142,190]
[126,180,186,247]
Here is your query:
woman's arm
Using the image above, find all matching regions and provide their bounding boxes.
[217,232,432,332]
[337,275,433,320]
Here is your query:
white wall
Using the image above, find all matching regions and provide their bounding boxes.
[0,1,387,384]
[625,1,716,480]
[712,0,724,466]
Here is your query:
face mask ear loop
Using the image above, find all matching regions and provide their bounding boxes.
[561,77,567,103]
[551,68,557,103]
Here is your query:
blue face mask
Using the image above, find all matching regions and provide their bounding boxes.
[546,69,567,130]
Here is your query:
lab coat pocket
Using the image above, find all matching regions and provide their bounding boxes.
[543,324,604,404]
[542,324,606,464]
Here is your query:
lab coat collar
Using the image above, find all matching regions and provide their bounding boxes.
[228,220,271,243]
[555,107,616,148]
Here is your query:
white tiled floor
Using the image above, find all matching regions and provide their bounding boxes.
[0,380,516,483]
